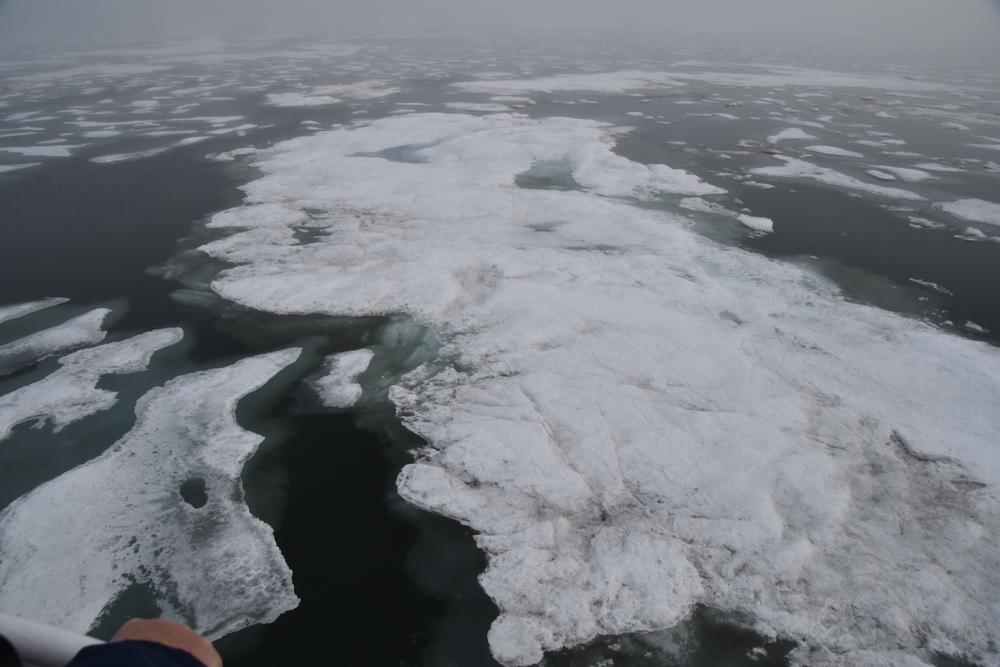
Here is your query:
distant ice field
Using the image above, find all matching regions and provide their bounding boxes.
[1,35,1000,667]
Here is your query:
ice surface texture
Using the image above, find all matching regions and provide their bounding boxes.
[199,113,999,666]
[0,308,110,376]
[0,350,302,638]
[0,328,183,440]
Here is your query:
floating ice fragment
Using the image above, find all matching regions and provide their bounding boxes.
[0,309,110,376]
[737,214,774,233]
[934,199,1000,227]
[310,349,375,408]
[767,128,817,143]
[804,145,864,158]
[0,163,41,174]
[0,297,69,325]
[0,328,183,440]
[750,156,924,200]
[866,169,896,181]
[0,349,303,638]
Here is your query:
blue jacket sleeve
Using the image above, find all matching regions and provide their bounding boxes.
[66,641,205,667]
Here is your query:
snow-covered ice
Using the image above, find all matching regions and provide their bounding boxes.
[737,213,774,233]
[310,349,375,408]
[766,128,817,143]
[751,156,925,200]
[190,111,1000,666]
[0,349,302,638]
[0,297,68,325]
[934,199,1000,227]
[0,329,183,440]
[804,145,864,158]
[0,309,110,376]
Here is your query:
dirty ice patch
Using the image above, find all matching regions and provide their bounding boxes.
[0,349,302,638]
[197,112,1000,667]
[805,145,864,159]
[310,349,375,408]
[0,297,68,325]
[0,328,182,440]
[751,156,925,200]
[0,309,110,376]
[934,199,1000,227]
[767,128,816,144]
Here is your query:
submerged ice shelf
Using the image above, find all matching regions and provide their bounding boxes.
[186,112,1000,666]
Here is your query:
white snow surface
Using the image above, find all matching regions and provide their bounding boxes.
[0,328,183,440]
[934,199,1000,227]
[0,297,68,325]
[0,309,110,375]
[199,112,1000,667]
[311,349,374,408]
[750,156,925,200]
[766,128,817,144]
[0,349,302,638]
[737,214,774,233]
[805,145,864,158]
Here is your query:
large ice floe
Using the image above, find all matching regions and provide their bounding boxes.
[0,328,183,440]
[0,349,302,637]
[193,112,999,666]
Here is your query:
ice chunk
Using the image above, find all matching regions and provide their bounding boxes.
[444,102,513,112]
[310,349,375,408]
[873,166,935,183]
[750,156,925,200]
[737,213,774,233]
[0,163,41,174]
[805,145,864,158]
[0,309,110,376]
[934,199,1000,227]
[265,92,341,107]
[866,169,896,181]
[0,328,183,440]
[0,297,69,325]
[194,112,1000,667]
[0,145,84,158]
[90,147,172,164]
[913,162,963,173]
[767,128,817,143]
[0,349,302,638]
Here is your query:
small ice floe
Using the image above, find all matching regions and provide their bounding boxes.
[0,328,183,440]
[954,227,999,243]
[490,95,535,107]
[0,297,68,325]
[934,199,1000,227]
[0,308,111,375]
[90,146,172,164]
[737,213,774,233]
[866,169,896,181]
[0,349,303,639]
[444,102,512,112]
[913,162,963,173]
[907,216,946,230]
[965,321,989,334]
[266,92,341,107]
[766,127,817,144]
[0,163,41,174]
[750,156,924,200]
[0,145,85,158]
[310,349,375,408]
[908,278,953,296]
[678,197,738,217]
[873,165,934,182]
[208,147,258,162]
[804,145,864,158]
[966,143,1000,153]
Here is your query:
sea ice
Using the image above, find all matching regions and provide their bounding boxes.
[191,112,1000,667]
[804,145,864,158]
[0,163,41,174]
[766,128,816,143]
[0,297,68,325]
[737,214,774,233]
[0,328,183,440]
[310,349,375,408]
[750,156,925,200]
[934,199,1000,227]
[873,165,935,182]
[0,350,302,638]
[0,309,110,376]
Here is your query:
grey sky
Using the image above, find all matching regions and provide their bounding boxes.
[1,0,998,62]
